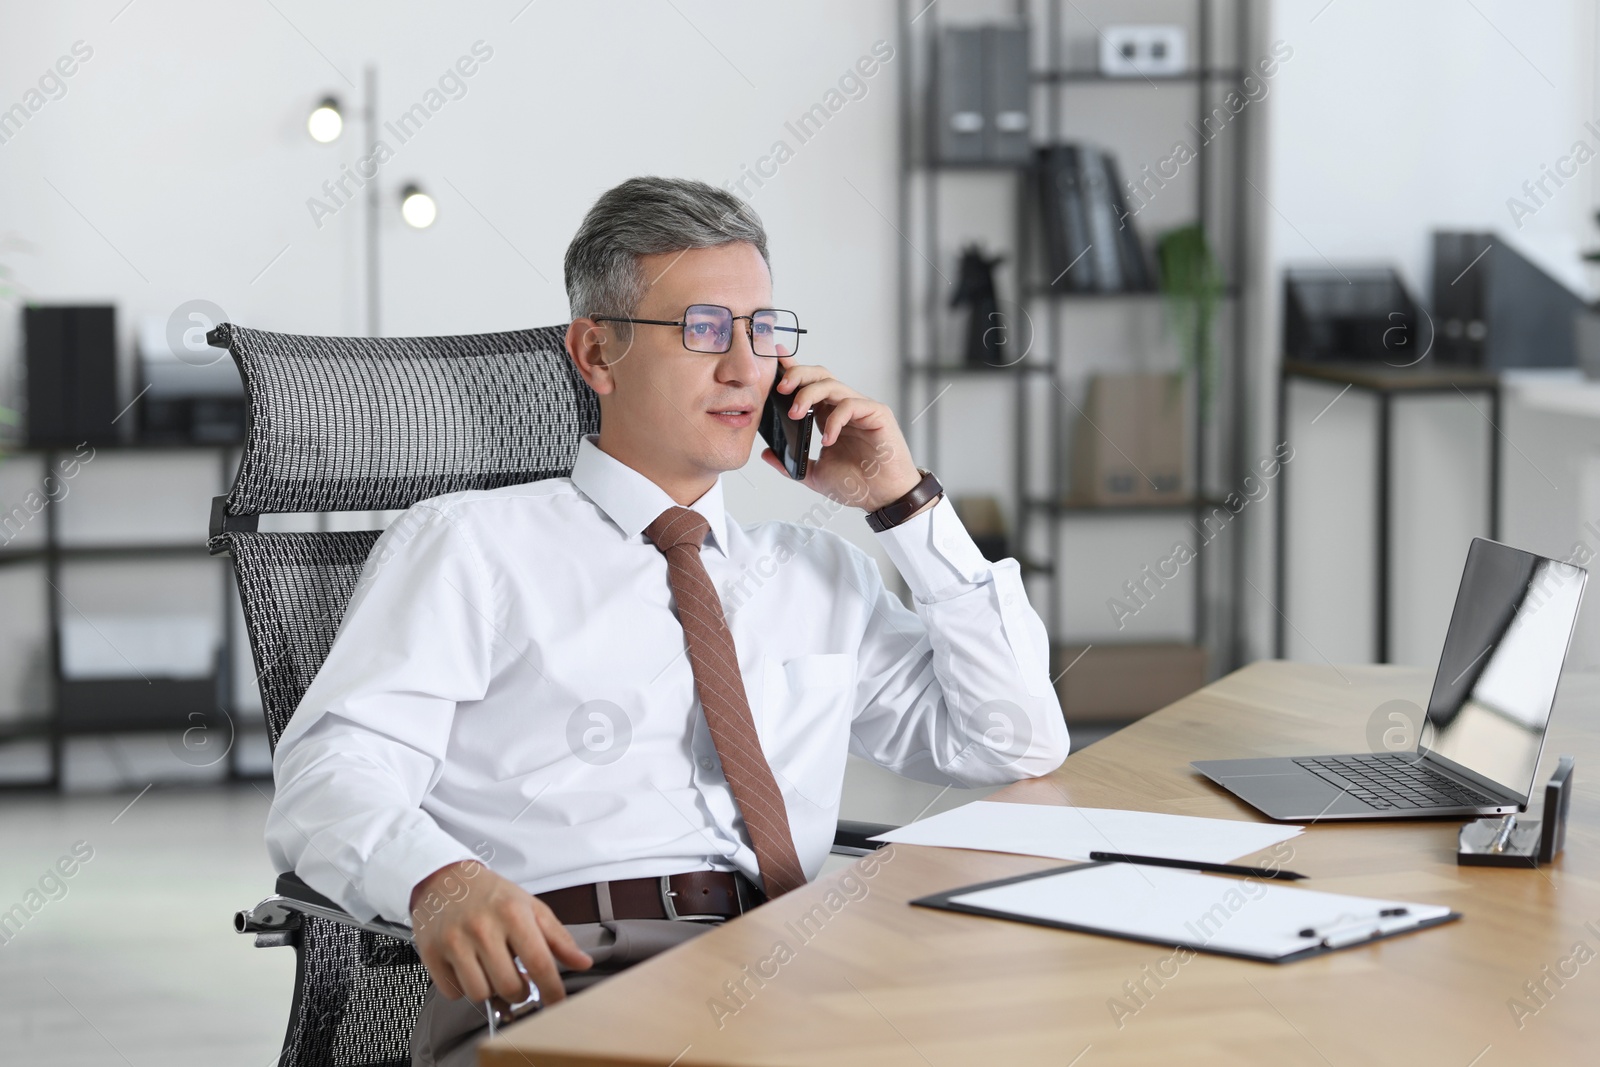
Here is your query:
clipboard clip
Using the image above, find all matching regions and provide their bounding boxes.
[1296,907,1411,948]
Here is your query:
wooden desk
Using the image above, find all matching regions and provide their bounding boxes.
[485,661,1600,1065]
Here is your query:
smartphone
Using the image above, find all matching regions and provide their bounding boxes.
[759,369,814,480]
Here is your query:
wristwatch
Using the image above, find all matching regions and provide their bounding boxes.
[865,469,944,532]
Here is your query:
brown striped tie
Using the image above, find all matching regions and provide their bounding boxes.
[644,505,807,899]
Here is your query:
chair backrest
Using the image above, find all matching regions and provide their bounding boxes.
[212,321,599,520]
[208,321,599,745]
[207,322,597,1067]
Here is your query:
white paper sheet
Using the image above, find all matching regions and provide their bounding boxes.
[946,863,1454,959]
[872,801,1303,864]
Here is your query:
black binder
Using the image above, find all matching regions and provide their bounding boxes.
[1036,144,1094,290]
[1102,153,1152,291]
[1035,144,1150,293]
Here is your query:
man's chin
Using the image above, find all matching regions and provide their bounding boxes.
[699,437,760,475]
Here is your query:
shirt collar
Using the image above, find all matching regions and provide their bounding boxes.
[570,434,730,557]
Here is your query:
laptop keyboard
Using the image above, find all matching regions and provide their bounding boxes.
[1292,753,1499,810]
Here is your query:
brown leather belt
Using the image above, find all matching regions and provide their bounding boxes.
[536,871,763,925]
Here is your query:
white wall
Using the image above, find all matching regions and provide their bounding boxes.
[0,1,907,754]
[9,0,1600,699]
[1248,0,1600,668]
[1501,377,1600,671]
[0,0,903,560]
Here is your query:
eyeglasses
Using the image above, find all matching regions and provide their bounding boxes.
[592,304,805,357]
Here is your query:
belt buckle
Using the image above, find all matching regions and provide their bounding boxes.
[485,957,541,1035]
[659,874,726,922]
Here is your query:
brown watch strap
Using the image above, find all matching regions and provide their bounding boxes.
[865,468,943,533]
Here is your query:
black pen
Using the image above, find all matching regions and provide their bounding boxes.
[1088,851,1308,881]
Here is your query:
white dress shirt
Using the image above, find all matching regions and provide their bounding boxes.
[267,434,1068,924]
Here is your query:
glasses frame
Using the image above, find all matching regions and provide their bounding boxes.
[591,304,806,357]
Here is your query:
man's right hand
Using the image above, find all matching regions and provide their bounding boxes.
[409,860,593,1006]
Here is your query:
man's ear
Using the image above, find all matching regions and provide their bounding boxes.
[566,318,617,395]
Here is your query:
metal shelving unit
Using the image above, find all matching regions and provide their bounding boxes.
[0,442,257,789]
[897,0,1252,673]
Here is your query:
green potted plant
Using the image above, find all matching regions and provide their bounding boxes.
[1156,223,1224,422]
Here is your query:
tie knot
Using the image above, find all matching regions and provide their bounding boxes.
[644,506,710,554]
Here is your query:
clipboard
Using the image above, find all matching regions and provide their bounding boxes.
[912,861,1462,964]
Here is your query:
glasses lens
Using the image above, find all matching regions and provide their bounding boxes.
[751,310,800,357]
[683,305,733,353]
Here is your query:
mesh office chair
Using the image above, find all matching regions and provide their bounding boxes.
[209,322,891,1067]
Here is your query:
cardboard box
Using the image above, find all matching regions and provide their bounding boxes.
[1069,373,1186,504]
[1050,642,1207,724]
[953,494,1008,562]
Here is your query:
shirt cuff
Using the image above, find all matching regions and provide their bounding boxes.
[872,494,993,601]
[362,822,481,926]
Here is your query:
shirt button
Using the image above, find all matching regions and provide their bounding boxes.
[1005,593,1016,606]
[699,757,715,771]
[942,536,958,550]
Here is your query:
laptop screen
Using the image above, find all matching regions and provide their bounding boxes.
[1422,538,1586,803]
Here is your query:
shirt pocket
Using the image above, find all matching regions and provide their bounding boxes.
[757,653,856,821]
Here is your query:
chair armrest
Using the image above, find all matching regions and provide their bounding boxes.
[245,875,536,1022]
[235,870,414,945]
[274,870,345,912]
[830,819,897,857]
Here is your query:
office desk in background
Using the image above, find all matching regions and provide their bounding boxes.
[485,661,1600,1066]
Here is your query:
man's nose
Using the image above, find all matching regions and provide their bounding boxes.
[715,323,763,383]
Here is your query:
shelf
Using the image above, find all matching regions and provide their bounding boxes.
[925,159,1032,172]
[1026,284,1241,300]
[905,361,1052,377]
[1029,285,1160,300]
[2,542,215,567]
[0,714,268,746]
[50,542,213,558]
[58,677,221,734]
[1282,360,1499,393]
[1027,496,1225,516]
[1033,68,1246,84]
[3,440,238,454]
[0,717,50,744]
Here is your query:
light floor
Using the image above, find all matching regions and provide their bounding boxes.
[0,730,1116,1066]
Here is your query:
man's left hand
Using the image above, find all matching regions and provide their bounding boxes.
[761,356,925,513]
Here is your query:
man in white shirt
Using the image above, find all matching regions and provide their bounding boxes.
[266,176,1068,1066]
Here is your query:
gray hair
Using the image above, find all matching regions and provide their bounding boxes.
[563,177,770,335]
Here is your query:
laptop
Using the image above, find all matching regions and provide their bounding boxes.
[1194,538,1586,821]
